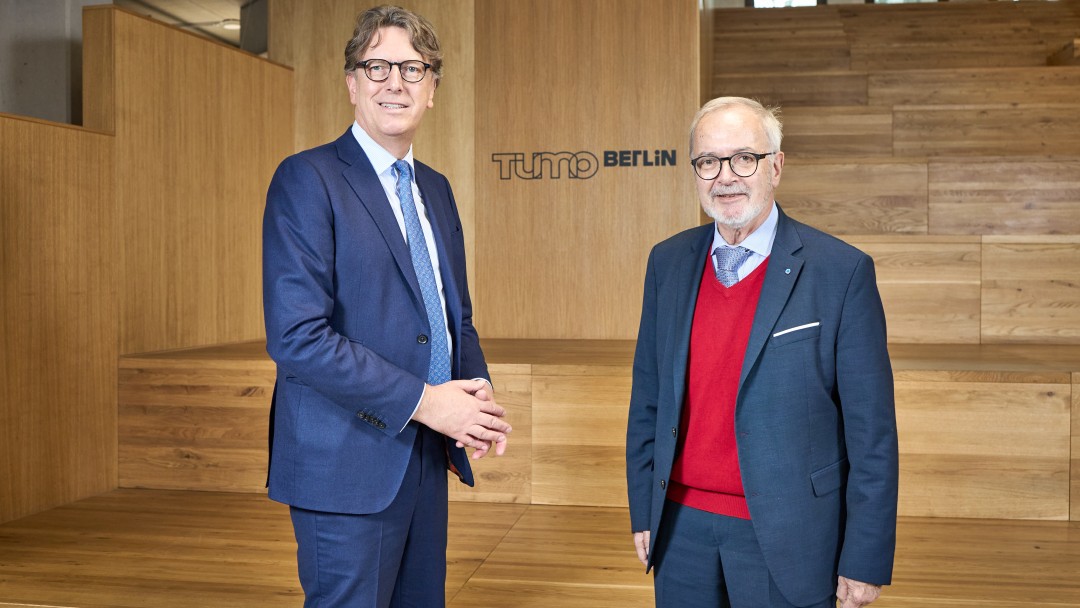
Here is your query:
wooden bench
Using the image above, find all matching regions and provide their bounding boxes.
[117,339,1080,521]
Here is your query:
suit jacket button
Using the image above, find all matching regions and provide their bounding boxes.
[672,427,677,438]
[417,334,429,344]
[660,480,666,489]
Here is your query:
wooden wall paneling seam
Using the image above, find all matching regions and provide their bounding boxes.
[1072,372,1079,521]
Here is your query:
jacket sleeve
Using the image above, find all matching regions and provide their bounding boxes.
[835,254,900,585]
[626,248,660,533]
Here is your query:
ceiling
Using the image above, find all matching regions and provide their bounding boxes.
[114,0,246,46]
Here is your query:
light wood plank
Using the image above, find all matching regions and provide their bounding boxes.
[714,71,867,107]
[781,106,893,159]
[929,159,1080,235]
[777,161,928,234]
[868,67,1080,106]
[981,239,1080,344]
[893,104,1080,158]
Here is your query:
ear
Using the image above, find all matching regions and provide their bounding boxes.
[426,83,435,109]
[346,72,359,105]
[771,150,785,186]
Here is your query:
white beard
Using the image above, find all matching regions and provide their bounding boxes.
[702,187,768,231]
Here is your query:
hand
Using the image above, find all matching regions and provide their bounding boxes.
[632,530,650,566]
[836,576,882,608]
[412,379,510,459]
[454,381,507,459]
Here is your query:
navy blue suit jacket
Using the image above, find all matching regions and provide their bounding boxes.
[263,129,488,515]
[626,207,898,605]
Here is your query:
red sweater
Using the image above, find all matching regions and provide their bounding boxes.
[669,255,769,519]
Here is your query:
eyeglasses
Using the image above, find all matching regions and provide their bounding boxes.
[357,59,432,83]
[690,151,776,180]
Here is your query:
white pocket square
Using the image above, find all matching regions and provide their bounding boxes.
[773,321,820,338]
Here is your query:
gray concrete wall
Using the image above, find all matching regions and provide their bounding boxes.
[0,0,108,125]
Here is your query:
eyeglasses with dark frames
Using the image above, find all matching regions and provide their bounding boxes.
[690,151,777,179]
[357,59,432,83]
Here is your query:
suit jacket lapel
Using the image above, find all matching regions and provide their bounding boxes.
[739,207,804,391]
[671,225,714,409]
[335,131,424,308]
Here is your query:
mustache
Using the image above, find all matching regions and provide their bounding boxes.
[710,186,749,197]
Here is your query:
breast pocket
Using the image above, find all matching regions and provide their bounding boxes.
[769,321,821,347]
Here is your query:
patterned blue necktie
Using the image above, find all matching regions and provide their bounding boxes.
[713,246,753,287]
[394,160,451,385]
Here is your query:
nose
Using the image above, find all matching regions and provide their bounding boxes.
[715,159,739,182]
[384,64,404,89]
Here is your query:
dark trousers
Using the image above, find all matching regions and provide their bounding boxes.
[289,424,449,608]
[653,501,836,608]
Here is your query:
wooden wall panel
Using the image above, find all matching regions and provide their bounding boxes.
[929,160,1080,236]
[531,366,633,508]
[777,161,927,234]
[982,237,1080,344]
[894,105,1080,158]
[91,7,293,354]
[845,236,981,344]
[475,0,701,339]
[266,0,479,294]
[448,365,532,504]
[895,370,1071,520]
[0,116,117,523]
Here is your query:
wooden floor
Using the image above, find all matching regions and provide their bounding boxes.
[1,491,1078,607]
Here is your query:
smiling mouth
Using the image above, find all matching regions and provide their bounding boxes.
[379,103,407,109]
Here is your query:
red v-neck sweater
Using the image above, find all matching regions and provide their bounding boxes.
[668,254,769,520]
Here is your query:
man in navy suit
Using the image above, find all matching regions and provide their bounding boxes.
[262,6,511,606]
[625,97,898,608]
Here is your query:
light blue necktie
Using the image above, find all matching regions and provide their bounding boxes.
[394,160,451,385]
[713,246,752,287]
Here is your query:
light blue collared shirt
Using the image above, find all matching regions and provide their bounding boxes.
[710,202,779,282]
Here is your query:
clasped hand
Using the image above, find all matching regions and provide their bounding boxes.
[413,379,510,459]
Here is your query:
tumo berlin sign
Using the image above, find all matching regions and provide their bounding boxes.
[491,149,677,180]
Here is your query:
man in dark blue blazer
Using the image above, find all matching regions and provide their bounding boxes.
[626,97,898,608]
[262,6,510,607]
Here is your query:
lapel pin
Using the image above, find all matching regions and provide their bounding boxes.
[785,268,791,274]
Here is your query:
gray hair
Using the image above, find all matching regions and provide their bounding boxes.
[688,97,783,156]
